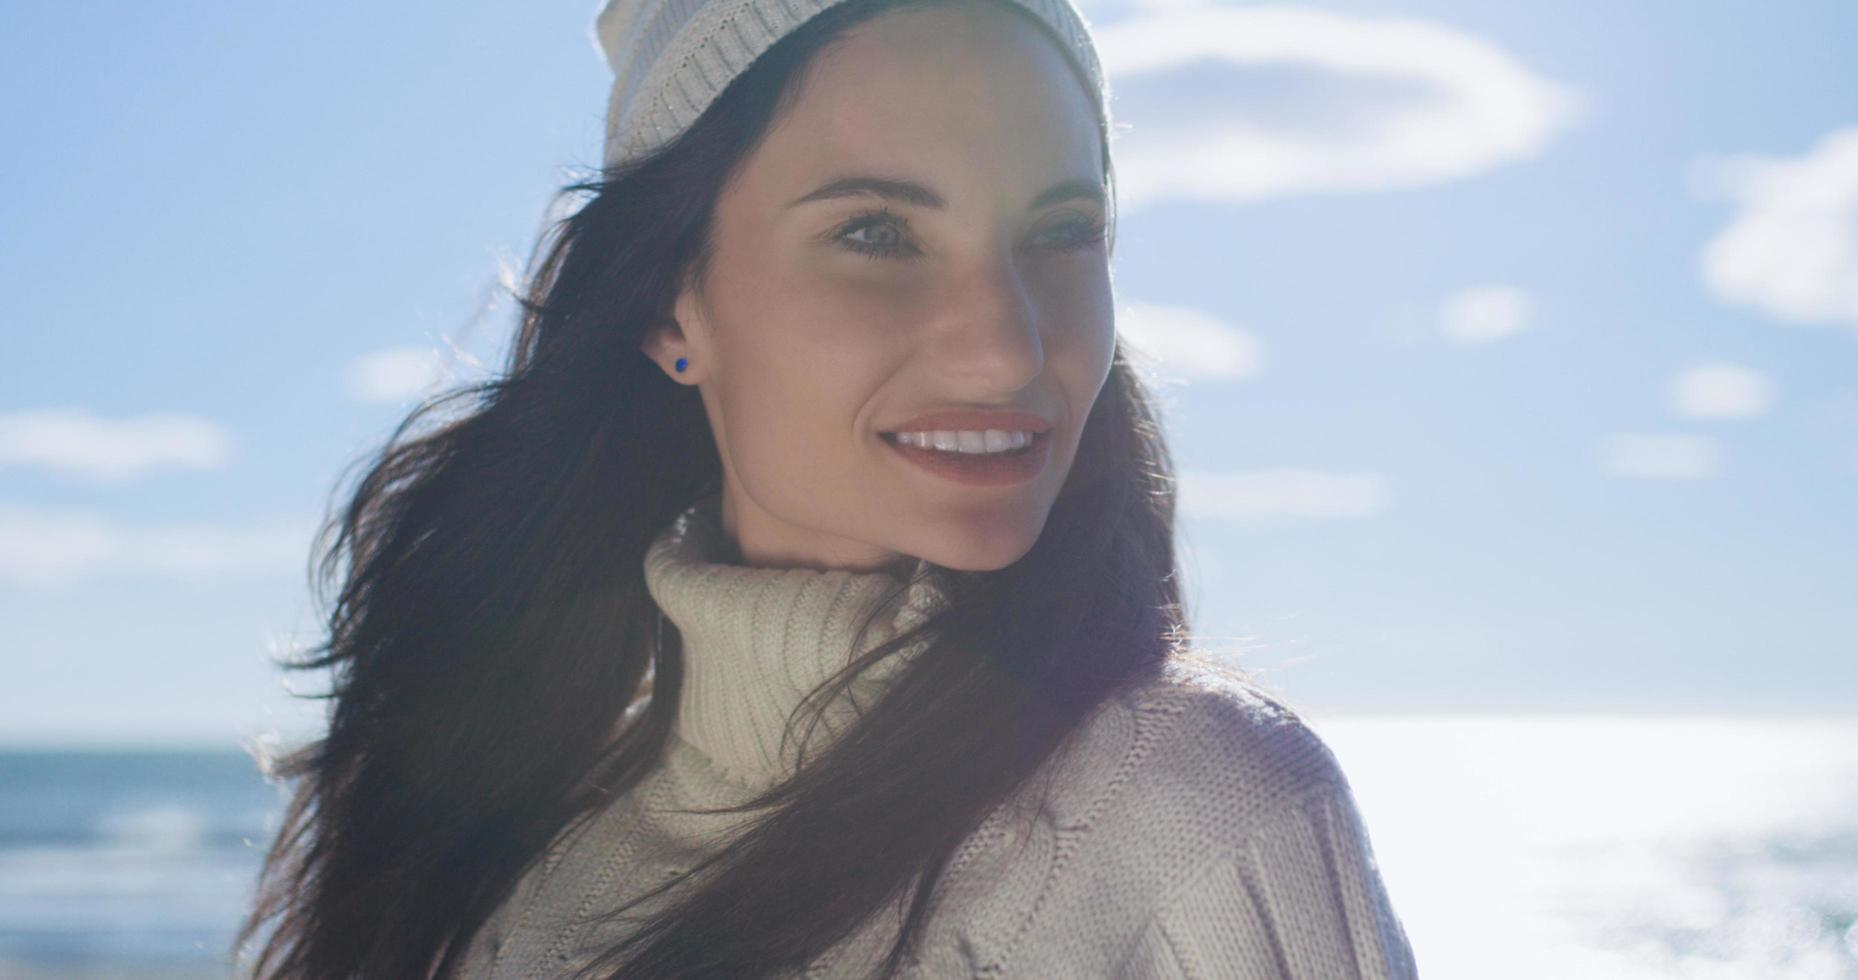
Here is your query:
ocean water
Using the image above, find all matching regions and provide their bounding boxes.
[1322,716,1858,980]
[0,750,281,978]
[2,717,1855,978]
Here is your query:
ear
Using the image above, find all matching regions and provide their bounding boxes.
[641,267,709,382]
[640,318,689,380]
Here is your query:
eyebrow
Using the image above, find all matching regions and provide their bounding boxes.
[786,175,1106,212]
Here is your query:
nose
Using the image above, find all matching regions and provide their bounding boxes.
[937,252,1044,390]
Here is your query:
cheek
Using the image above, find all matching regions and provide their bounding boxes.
[740,243,923,339]
[708,278,897,481]
[743,277,912,381]
[1036,265,1116,390]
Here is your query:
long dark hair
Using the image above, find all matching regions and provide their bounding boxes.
[236,0,1202,975]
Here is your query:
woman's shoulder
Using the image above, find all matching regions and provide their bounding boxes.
[1041,659,1420,979]
[1039,654,1359,847]
[928,655,1413,976]
[1138,655,1348,793]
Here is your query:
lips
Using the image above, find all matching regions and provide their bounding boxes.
[882,427,1052,486]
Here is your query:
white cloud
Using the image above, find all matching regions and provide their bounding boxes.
[1598,432,1722,481]
[1093,5,1583,211]
[0,409,231,482]
[342,344,449,403]
[1117,301,1263,381]
[1690,125,1858,331]
[1666,361,1773,420]
[1440,284,1533,343]
[0,503,316,589]
[1179,468,1390,523]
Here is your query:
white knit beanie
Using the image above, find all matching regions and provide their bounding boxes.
[592,0,1109,169]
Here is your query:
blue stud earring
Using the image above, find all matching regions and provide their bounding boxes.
[675,357,688,373]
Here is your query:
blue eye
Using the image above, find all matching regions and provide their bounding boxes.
[1038,214,1110,253]
[832,209,1110,261]
[838,210,913,259]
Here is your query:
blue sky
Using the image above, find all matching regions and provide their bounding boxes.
[2,0,1854,745]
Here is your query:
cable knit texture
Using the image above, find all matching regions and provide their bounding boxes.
[456,494,1418,978]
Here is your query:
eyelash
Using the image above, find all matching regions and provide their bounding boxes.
[833,207,1109,261]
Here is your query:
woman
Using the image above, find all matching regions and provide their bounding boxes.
[237,0,1419,976]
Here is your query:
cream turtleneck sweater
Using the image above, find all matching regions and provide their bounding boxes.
[458,494,1418,979]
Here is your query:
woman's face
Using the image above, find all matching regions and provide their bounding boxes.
[644,0,1114,575]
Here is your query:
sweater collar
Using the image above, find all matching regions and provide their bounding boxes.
[642,492,951,793]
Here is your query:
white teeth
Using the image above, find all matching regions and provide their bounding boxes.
[893,429,1034,454]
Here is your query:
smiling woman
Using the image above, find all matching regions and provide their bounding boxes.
[233,0,1417,977]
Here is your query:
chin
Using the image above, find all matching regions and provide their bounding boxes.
[920,534,1040,574]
